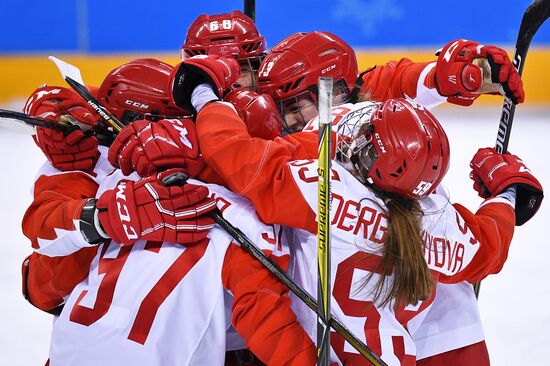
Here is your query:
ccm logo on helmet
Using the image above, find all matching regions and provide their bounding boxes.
[125,100,149,110]
[115,182,138,241]
[322,64,336,74]
[374,132,387,153]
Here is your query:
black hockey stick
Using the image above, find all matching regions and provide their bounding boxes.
[0,108,116,147]
[0,108,68,132]
[244,0,255,21]
[495,0,550,154]
[48,56,125,133]
[64,76,125,133]
[474,0,550,298]
[161,170,386,365]
[47,56,382,364]
[210,210,387,366]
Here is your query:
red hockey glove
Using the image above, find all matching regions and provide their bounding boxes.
[96,169,216,246]
[35,126,99,171]
[470,147,543,225]
[435,39,524,106]
[108,118,204,178]
[24,86,100,171]
[171,55,240,111]
[224,88,283,140]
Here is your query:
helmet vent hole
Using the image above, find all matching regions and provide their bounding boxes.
[375,169,381,179]
[243,42,261,53]
[281,82,293,93]
[291,76,305,90]
[433,165,438,170]
[211,37,235,42]
[393,105,397,112]
[427,141,432,151]
[188,49,206,56]
[319,48,337,57]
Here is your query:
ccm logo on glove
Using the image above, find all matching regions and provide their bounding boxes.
[114,182,139,241]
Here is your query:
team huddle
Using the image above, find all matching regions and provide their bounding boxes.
[19,10,544,366]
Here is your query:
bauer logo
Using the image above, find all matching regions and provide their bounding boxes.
[125,100,149,110]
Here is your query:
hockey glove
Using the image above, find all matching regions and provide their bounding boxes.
[224,88,283,140]
[25,86,100,171]
[93,169,216,246]
[470,147,543,225]
[108,118,204,178]
[171,55,240,112]
[435,39,524,106]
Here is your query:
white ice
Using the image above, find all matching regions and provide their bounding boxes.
[0,103,548,365]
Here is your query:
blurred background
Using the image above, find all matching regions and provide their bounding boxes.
[0,0,549,365]
[1,0,550,106]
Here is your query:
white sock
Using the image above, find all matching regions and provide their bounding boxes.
[191,84,219,112]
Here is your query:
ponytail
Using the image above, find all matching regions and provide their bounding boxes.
[366,194,433,307]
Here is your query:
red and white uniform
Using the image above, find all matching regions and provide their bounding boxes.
[300,101,489,362]
[23,148,314,366]
[356,59,446,109]
[196,102,516,366]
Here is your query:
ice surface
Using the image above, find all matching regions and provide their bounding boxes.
[0,103,548,365]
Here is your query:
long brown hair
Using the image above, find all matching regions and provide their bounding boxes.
[366,192,434,307]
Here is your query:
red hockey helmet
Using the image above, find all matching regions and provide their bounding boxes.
[224,88,282,140]
[181,11,267,90]
[181,11,267,60]
[337,99,450,199]
[256,31,358,103]
[98,58,191,124]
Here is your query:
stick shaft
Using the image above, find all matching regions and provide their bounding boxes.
[317,77,333,366]
[209,210,386,366]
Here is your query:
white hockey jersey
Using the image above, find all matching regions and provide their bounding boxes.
[196,101,516,366]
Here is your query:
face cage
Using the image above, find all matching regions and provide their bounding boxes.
[277,89,318,135]
[237,54,265,91]
[335,103,381,183]
[277,79,353,135]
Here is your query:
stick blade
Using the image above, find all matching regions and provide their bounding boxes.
[48,56,85,85]
[518,0,550,46]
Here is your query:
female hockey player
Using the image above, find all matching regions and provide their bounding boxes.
[168,54,542,365]
[181,10,268,91]
[21,57,316,366]
[255,32,524,135]
[250,31,527,365]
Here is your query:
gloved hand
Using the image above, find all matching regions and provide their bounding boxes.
[171,55,240,111]
[24,86,100,171]
[34,126,99,171]
[108,118,204,178]
[224,88,282,140]
[470,147,543,225]
[95,169,216,246]
[435,39,525,106]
